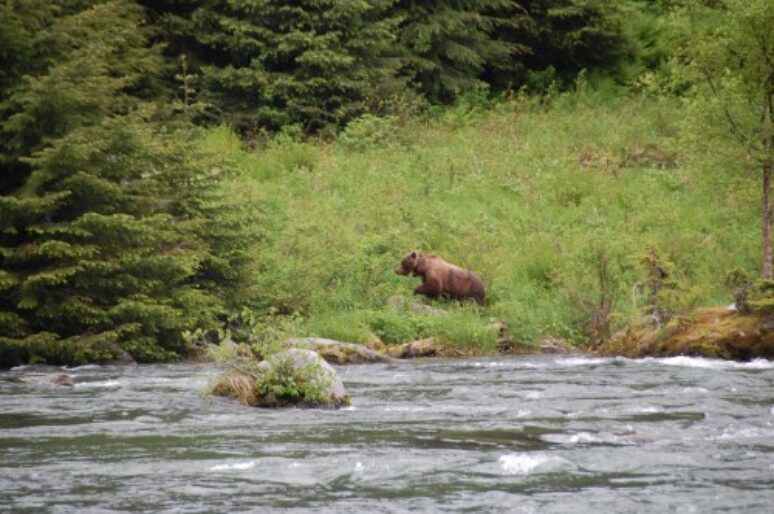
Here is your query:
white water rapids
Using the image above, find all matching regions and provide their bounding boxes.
[1,355,772,512]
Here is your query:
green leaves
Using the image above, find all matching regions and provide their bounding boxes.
[680,0,774,160]
[676,0,774,278]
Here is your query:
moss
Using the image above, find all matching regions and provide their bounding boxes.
[597,308,774,360]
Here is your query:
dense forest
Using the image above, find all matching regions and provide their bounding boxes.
[1,0,772,366]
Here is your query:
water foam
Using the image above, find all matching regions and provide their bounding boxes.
[632,406,660,414]
[472,361,512,368]
[653,356,774,370]
[541,432,605,445]
[716,426,774,441]
[681,387,709,394]
[210,461,255,472]
[556,357,613,367]
[74,380,121,389]
[498,453,571,475]
[541,429,640,446]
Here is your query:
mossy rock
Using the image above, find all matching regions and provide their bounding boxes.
[597,308,774,360]
[384,337,473,359]
[211,349,350,409]
[283,337,392,364]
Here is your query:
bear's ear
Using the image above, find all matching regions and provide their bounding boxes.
[411,251,417,258]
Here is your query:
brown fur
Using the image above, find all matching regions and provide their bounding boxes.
[395,251,485,304]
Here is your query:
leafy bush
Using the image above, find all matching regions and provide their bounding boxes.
[340,115,398,151]
[253,359,331,408]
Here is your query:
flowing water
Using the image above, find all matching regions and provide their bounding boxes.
[1,355,773,513]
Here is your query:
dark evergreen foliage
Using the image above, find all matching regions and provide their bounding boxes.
[0,0,253,366]
[512,0,631,84]
[391,0,517,102]
[146,0,404,134]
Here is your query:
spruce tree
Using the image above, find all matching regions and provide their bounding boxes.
[0,0,251,366]
[391,0,515,103]
[493,0,630,87]
[148,0,403,133]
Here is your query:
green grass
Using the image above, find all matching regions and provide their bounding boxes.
[202,88,759,352]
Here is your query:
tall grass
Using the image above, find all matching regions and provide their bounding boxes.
[202,87,758,351]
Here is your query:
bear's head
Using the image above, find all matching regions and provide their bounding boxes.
[395,251,423,276]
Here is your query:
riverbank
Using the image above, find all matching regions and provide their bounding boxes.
[596,307,774,360]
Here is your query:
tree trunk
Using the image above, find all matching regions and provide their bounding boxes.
[763,162,772,279]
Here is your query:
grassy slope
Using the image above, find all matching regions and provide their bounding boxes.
[203,90,759,352]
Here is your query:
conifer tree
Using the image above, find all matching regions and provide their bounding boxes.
[391,0,515,102]
[154,0,403,133]
[496,0,630,86]
[0,0,251,366]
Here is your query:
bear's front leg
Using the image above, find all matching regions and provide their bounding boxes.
[414,279,441,298]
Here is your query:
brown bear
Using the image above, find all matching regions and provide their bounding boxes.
[395,251,486,304]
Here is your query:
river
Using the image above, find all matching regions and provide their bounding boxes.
[1,355,772,513]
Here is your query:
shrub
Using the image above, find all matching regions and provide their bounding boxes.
[253,359,331,408]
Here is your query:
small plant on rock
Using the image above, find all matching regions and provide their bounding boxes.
[725,269,753,314]
[254,360,330,408]
[640,246,678,327]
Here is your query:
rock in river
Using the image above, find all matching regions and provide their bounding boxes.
[386,338,440,359]
[284,337,392,364]
[212,349,350,409]
[9,372,75,387]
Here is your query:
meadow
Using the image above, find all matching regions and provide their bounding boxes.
[204,85,759,353]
